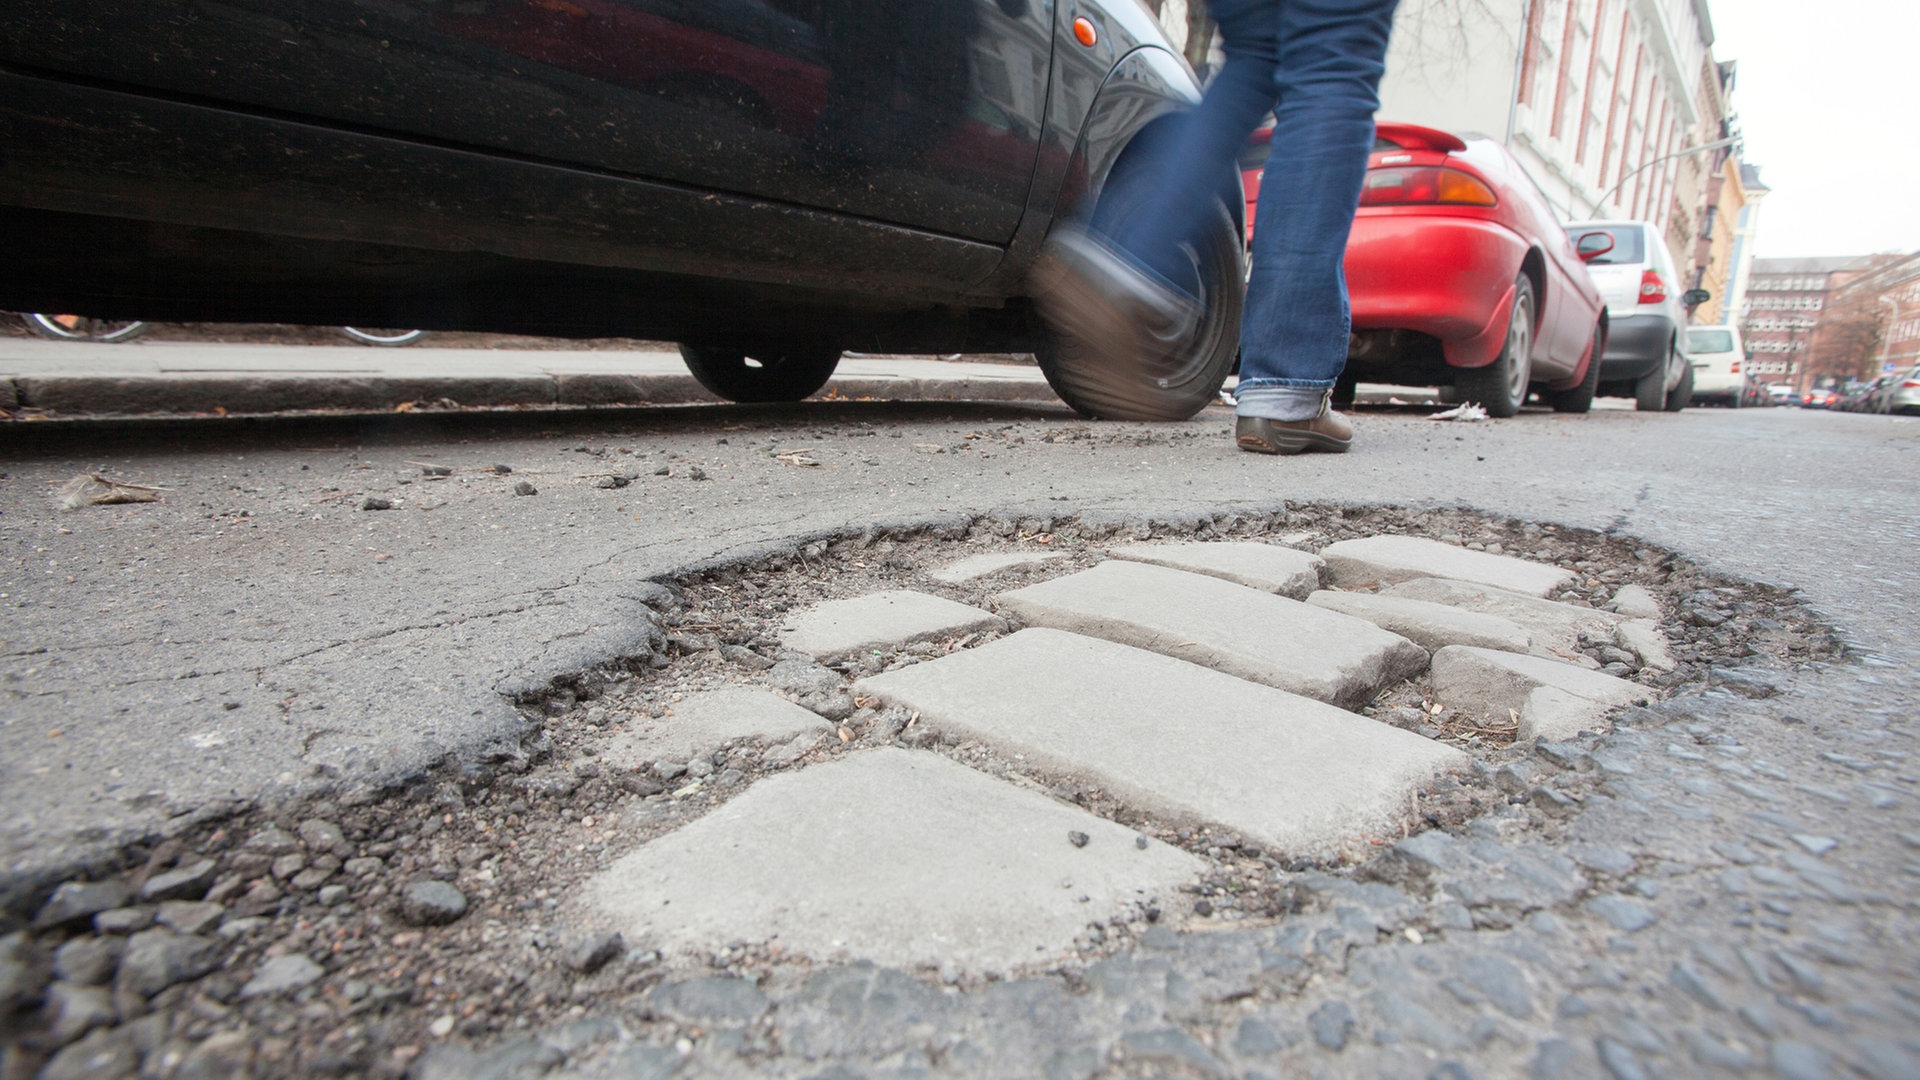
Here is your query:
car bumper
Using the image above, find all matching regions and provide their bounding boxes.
[1691,365,1742,395]
[1890,385,1920,411]
[1344,215,1526,368]
[1599,313,1679,380]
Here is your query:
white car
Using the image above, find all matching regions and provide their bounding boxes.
[1567,220,1697,411]
[1685,325,1747,407]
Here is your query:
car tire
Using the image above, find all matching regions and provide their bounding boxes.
[25,314,149,342]
[679,344,841,403]
[1454,274,1534,418]
[1545,320,1605,414]
[1033,167,1243,421]
[1663,359,1693,412]
[1634,346,1672,411]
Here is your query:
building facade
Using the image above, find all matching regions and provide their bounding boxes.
[1371,0,1753,312]
[1820,253,1920,382]
[1739,256,1880,390]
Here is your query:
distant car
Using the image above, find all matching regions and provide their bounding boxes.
[1802,388,1839,409]
[1243,123,1610,417]
[0,1,1247,420]
[1767,383,1795,405]
[1884,366,1920,415]
[1685,325,1746,407]
[1571,220,1694,411]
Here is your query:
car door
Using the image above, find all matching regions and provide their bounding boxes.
[2,0,1051,247]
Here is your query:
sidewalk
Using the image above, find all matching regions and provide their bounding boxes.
[0,339,1061,417]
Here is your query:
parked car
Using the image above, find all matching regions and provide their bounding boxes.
[1884,366,1920,415]
[1243,123,1611,417]
[1767,383,1795,405]
[1802,387,1839,409]
[1570,220,1695,411]
[1684,325,1747,407]
[0,2,1247,420]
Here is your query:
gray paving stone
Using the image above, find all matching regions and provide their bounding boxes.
[926,550,1068,583]
[856,629,1465,858]
[1108,541,1325,599]
[1320,536,1576,596]
[994,561,1428,710]
[1431,647,1648,741]
[601,687,829,770]
[1306,591,1531,653]
[1382,578,1623,662]
[585,748,1204,971]
[1608,584,1662,620]
[1518,687,1617,743]
[779,589,1007,659]
[1614,620,1677,672]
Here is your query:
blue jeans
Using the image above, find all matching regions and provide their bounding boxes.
[1109,0,1399,421]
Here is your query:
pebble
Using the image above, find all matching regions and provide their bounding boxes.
[343,856,384,877]
[298,819,348,854]
[53,936,122,985]
[117,929,220,998]
[1530,1038,1578,1079]
[361,496,393,511]
[1068,831,1090,848]
[1790,834,1838,856]
[245,825,302,856]
[514,481,537,496]
[397,881,469,926]
[34,880,133,931]
[240,954,325,999]
[1594,1037,1649,1080]
[1769,1041,1835,1080]
[92,907,155,934]
[156,900,225,936]
[563,933,625,974]
[141,859,219,903]
[318,885,350,906]
[1585,896,1658,933]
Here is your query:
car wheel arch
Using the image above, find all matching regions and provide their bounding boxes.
[1518,247,1548,337]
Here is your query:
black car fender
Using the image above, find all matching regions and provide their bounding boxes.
[986,43,1243,294]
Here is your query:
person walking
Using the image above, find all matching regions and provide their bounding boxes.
[1033,0,1401,454]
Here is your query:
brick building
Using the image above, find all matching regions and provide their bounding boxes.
[1820,252,1920,382]
[1739,256,1880,391]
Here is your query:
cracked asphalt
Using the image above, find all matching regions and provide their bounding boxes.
[4,390,1919,1076]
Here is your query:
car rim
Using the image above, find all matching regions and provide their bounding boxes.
[1144,241,1218,391]
[1505,296,1533,405]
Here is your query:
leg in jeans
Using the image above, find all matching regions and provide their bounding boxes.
[1106,0,1281,294]
[1234,0,1399,422]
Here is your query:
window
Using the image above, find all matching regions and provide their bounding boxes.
[1572,224,1645,264]
[1688,329,1735,352]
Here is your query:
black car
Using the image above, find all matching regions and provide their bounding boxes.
[0,0,1245,419]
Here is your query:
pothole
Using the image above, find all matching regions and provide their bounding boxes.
[0,506,1844,1079]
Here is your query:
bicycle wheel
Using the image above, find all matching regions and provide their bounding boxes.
[340,327,428,346]
[25,314,150,342]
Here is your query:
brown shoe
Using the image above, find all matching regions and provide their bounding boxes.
[1234,401,1353,455]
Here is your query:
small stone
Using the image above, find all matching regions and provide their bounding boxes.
[52,938,121,987]
[1790,834,1838,856]
[1769,1041,1834,1080]
[1310,1000,1356,1051]
[297,819,348,854]
[1531,1038,1579,1080]
[34,881,133,931]
[44,982,115,1046]
[563,933,625,974]
[229,880,284,918]
[175,1030,255,1078]
[594,475,630,489]
[1595,1037,1649,1080]
[117,929,220,998]
[270,854,307,880]
[244,825,302,856]
[397,881,468,926]
[361,497,393,511]
[155,901,225,936]
[343,857,384,877]
[513,481,537,496]
[240,954,325,999]
[290,867,335,891]
[319,885,350,907]
[684,758,715,780]
[651,760,688,782]
[91,908,154,935]
[492,463,513,474]
[1068,831,1090,849]
[217,917,271,940]
[141,859,219,903]
[687,466,707,481]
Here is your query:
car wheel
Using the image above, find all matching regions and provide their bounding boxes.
[1454,274,1534,418]
[679,344,842,403]
[1633,346,1672,411]
[1663,358,1694,412]
[25,314,149,342]
[1545,319,1605,414]
[1033,166,1243,421]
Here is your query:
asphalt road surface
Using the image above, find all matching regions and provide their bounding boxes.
[4,390,1917,1076]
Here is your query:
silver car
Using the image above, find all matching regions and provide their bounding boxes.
[1574,220,1695,411]
[1885,366,1920,416]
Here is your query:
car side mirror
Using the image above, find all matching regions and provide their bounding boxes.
[1683,288,1711,306]
[1574,232,1614,261]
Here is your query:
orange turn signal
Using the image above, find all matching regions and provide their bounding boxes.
[1073,16,1098,47]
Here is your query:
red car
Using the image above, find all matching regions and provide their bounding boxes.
[1244,123,1614,416]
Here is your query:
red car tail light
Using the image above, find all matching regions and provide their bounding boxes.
[1359,167,1497,207]
[1730,360,1742,373]
[1638,269,1667,304]
[1904,379,1920,388]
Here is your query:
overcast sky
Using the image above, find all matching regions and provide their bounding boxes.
[1709,0,1917,259]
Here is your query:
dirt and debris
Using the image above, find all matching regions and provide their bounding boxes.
[53,474,166,510]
